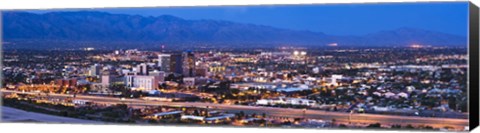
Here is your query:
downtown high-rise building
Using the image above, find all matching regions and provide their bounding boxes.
[169,54,183,75]
[136,63,149,75]
[158,54,171,72]
[182,51,196,77]
[164,51,196,77]
[88,64,101,76]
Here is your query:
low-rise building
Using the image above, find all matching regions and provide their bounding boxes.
[256,97,316,106]
[125,75,160,92]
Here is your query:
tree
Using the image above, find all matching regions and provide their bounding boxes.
[331,119,337,126]
[424,126,433,130]
[366,123,381,128]
[391,124,402,128]
[239,111,245,118]
[193,109,200,116]
[147,119,158,124]
[165,74,176,81]
[405,124,415,129]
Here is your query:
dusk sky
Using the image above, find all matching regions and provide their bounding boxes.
[28,2,469,36]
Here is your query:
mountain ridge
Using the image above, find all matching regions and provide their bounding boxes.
[1,11,467,49]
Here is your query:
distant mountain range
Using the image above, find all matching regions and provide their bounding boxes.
[1,11,467,50]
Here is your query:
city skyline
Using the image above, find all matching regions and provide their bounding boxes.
[2,47,470,131]
[1,2,472,131]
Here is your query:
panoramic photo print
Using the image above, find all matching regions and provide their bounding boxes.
[1,2,471,132]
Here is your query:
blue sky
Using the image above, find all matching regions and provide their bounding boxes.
[30,2,469,36]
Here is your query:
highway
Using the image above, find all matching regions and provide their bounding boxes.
[1,90,469,130]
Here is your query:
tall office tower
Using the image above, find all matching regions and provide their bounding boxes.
[136,63,149,75]
[182,51,196,77]
[89,64,101,76]
[170,54,183,75]
[158,54,171,72]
